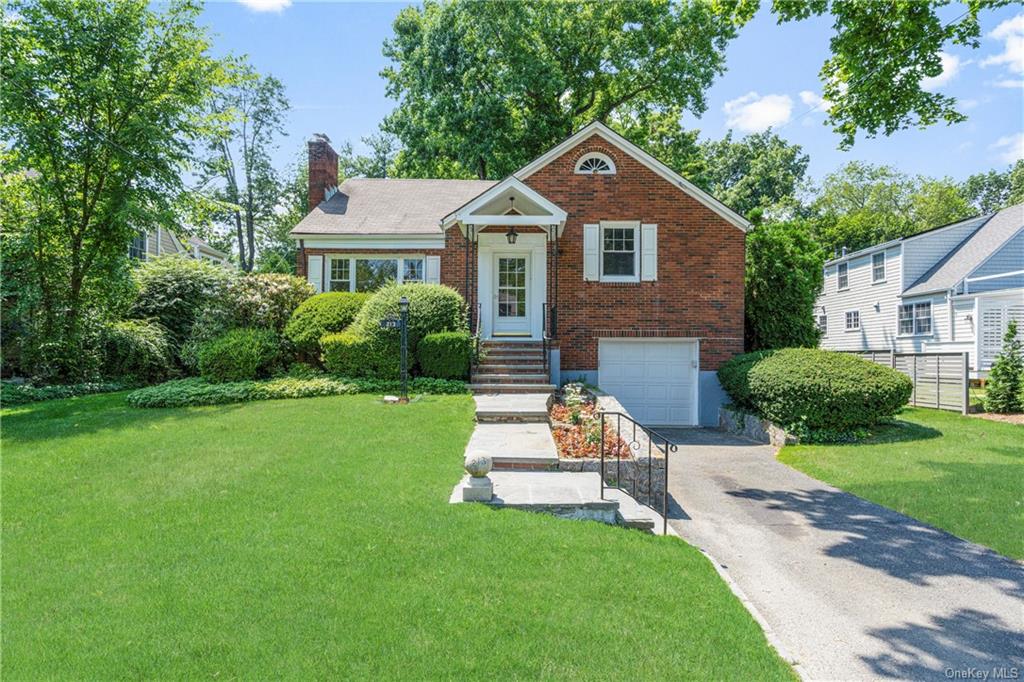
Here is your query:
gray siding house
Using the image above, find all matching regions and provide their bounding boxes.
[815,203,1024,378]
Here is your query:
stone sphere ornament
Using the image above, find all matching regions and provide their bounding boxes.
[464,453,493,478]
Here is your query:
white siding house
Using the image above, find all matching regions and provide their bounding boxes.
[816,204,1024,378]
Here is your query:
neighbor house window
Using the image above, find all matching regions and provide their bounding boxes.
[837,262,849,290]
[574,152,616,175]
[817,314,828,335]
[129,231,147,261]
[329,258,350,292]
[600,223,639,281]
[845,310,860,331]
[872,252,886,282]
[899,302,932,335]
[326,256,424,292]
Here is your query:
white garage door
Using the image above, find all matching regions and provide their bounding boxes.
[598,339,699,427]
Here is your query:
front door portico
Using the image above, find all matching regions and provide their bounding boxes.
[477,232,547,340]
[492,253,530,336]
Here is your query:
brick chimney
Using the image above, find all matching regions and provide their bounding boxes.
[308,133,338,213]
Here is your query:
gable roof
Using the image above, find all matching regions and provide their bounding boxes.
[189,236,229,259]
[903,203,1024,296]
[440,176,568,230]
[291,178,495,236]
[514,121,751,232]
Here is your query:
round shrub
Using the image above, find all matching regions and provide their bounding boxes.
[746,348,912,430]
[417,331,471,379]
[198,328,282,383]
[226,274,314,332]
[349,283,467,378]
[283,292,369,356]
[717,350,777,411]
[130,255,233,346]
[101,319,175,384]
[321,331,384,377]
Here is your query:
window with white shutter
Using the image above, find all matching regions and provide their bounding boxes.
[583,224,599,281]
[307,254,324,293]
[640,223,657,281]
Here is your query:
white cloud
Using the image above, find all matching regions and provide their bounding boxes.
[992,78,1024,89]
[237,0,292,12]
[981,13,1024,76]
[990,132,1024,164]
[956,141,974,153]
[723,92,793,132]
[798,90,832,111]
[958,98,979,109]
[921,51,962,90]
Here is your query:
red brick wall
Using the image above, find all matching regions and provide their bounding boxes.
[308,137,339,212]
[522,138,745,371]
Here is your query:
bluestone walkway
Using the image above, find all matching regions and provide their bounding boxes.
[659,428,1024,681]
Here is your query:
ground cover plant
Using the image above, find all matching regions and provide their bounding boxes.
[779,408,1023,559]
[2,393,793,679]
[0,380,126,407]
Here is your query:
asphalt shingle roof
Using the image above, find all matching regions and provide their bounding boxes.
[290,178,496,236]
[903,203,1024,296]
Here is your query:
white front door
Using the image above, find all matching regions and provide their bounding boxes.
[492,253,531,336]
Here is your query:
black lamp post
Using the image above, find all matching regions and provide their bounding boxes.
[399,296,409,403]
[506,196,518,244]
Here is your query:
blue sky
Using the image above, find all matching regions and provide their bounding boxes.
[194,0,1024,185]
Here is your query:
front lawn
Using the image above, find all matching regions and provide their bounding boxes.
[2,393,792,679]
[778,408,1023,559]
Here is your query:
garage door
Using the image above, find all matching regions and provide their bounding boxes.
[598,339,698,427]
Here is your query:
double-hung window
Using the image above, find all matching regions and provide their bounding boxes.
[327,256,425,293]
[899,302,932,335]
[872,252,886,282]
[817,314,828,335]
[837,262,849,290]
[129,231,147,261]
[845,310,860,331]
[600,223,639,282]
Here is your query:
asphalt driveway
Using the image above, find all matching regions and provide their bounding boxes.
[659,428,1024,681]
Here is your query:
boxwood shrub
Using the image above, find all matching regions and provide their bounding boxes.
[101,319,176,384]
[198,328,283,383]
[717,350,777,411]
[745,348,912,430]
[348,283,468,378]
[417,331,472,379]
[321,330,386,377]
[283,292,369,356]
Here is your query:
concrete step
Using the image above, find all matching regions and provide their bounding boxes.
[471,373,549,384]
[474,393,551,423]
[471,383,557,394]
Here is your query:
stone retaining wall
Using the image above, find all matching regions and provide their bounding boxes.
[718,406,796,447]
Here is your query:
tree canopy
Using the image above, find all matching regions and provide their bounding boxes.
[381,0,742,179]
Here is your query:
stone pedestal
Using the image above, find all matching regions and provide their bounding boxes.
[462,475,493,502]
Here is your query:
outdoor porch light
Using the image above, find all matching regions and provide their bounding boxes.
[506,226,518,244]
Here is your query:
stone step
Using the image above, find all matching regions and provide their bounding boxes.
[478,353,545,363]
[471,383,557,394]
[482,340,543,347]
[471,373,549,384]
[465,422,559,468]
[474,393,551,423]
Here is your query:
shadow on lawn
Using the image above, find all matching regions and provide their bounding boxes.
[0,393,246,444]
[856,418,943,445]
[726,486,1024,599]
[861,607,1024,679]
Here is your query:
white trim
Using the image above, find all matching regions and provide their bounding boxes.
[574,152,616,175]
[323,254,427,293]
[844,309,861,331]
[441,176,567,230]
[296,236,446,250]
[871,252,886,283]
[514,122,750,232]
[599,220,641,283]
[477,232,546,340]
[837,262,850,291]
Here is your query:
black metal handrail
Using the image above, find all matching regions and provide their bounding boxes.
[471,302,482,366]
[541,302,551,375]
[599,411,677,535]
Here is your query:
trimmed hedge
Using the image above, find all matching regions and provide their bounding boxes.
[283,292,369,356]
[321,331,379,377]
[1,380,126,408]
[101,320,175,384]
[744,348,912,430]
[348,283,468,378]
[417,331,472,379]
[198,328,282,383]
[717,350,776,411]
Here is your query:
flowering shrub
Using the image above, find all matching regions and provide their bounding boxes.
[550,403,629,459]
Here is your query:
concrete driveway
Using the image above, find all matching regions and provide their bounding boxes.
[659,428,1024,681]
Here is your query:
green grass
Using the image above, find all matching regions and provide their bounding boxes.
[2,393,792,679]
[779,408,1023,559]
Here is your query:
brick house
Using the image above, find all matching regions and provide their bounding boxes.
[291,123,749,426]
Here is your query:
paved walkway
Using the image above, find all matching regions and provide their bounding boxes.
[659,428,1024,681]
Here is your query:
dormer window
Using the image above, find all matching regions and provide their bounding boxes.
[574,152,616,175]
